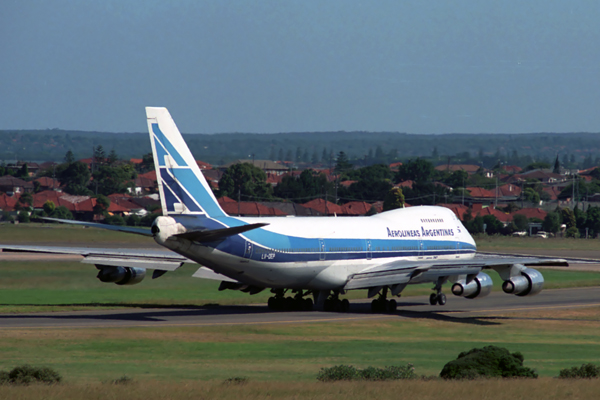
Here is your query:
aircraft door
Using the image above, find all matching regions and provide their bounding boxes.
[244,240,253,259]
[366,239,372,260]
[319,239,325,261]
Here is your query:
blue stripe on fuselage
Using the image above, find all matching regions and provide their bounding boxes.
[171,215,476,263]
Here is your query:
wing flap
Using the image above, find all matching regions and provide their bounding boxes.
[81,256,183,271]
[192,267,239,282]
[344,255,568,290]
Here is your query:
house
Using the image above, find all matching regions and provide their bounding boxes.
[435,164,492,177]
[220,160,289,176]
[34,177,62,191]
[511,208,548,221]
[0,176,34,194]
[301,199,344,216]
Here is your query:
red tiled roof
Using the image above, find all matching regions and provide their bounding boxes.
[196,160,212,170]
[511,208,548,221]
[130,158,143,164]
[466,187,497,198]
[542,186,561,200]
[302,199,344,215]
[220,201,286,216]
[503,165,523,174]
[340,201,371,215]
[475,206,511,222]
[34,176,61,189]
[439,204,469,219]
[139,170,157,181]
[395,180,414,189]
[435,164,480,173]
[339,180,357,188]
[498,184,522,197]
[0,193,18,211]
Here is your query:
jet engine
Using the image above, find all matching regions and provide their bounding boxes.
[502,268,543,296]
[451,272,493,299]
[96,265,146,285]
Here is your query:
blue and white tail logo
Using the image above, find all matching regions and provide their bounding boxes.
[146,107,227,218]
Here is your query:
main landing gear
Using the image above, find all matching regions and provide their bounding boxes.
[323,292,350,312]
[429,277,447,306]
[370,287,398,313]
[267,289,314,311]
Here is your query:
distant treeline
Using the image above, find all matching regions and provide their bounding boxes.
[2,129,600,168]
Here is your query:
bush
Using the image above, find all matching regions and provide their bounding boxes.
[223,376,248,385]
[3,365,62,385]
[317,365,358,381]
[105,214,126,226]
[559,363,600,379]
[110,375,134,385]
[440,346,537,380]
[317,364,416,382]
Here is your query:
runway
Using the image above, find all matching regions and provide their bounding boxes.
[0,286,598,329]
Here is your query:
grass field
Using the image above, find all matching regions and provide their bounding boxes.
[0,307,599,382]
[1,223,600,398]
[3,378,600,400]
[0,259,599,313]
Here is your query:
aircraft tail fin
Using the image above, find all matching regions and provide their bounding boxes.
[146,107,227,218]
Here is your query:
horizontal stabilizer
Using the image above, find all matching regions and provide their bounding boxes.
[173,223,269,242]
[41,217,153,236]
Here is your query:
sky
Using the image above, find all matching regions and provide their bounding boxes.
[2,0,600,134]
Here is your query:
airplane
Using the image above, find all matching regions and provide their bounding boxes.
[0,107,568,312]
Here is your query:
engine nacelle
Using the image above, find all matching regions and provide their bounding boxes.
[96,266,146,285]
[502,268,544,296]
[451,272,493,299]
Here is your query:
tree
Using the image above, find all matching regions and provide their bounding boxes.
[542,211,561,234]
[107,149,119,165]
[335,151,353,175]
[512,214,529,232]
[482,215,503,235]
[58,161,92,195]
[274,169,332,200]
[43,200,56,216]
[218,163,273,200]
[395,159,434,183]
[50,206,73,220]
[91,164,136,195]
[561,207,576,229]
[93,194,110,217]
[553,154,560,174]
[383,188,405,211]
[522,188,540,204]
[346,180,393,202]
[18,192,33,207]
[93,145,106,167]
[64,150,75,164]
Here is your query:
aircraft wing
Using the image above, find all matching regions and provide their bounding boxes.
[344,254,568,290]
[0,244,187,272]
[0,244,241,284]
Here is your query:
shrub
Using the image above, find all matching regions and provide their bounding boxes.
[317,364,416,382]
[111,375,134,385]
[440,346,537,380]
[359,365,416,381]
[223,376,248,385]
[4,365,62,385]
[558,363,600,379]
[317,365,358,381]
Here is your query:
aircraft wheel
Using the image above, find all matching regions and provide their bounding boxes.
[429,293,438,306]
[437,293,447,306]
[371,299,379,313]
[387,299,397,313]
[340,299,350,313]
[268,297,276,310]
[303,298,314,311]
[285,297,295,311]
[324,299,333,312]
